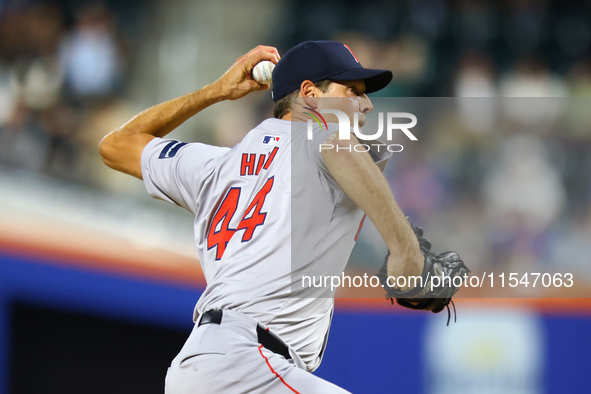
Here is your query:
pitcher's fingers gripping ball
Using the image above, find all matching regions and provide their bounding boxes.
[252,60,275,84]
[377,217,470,325]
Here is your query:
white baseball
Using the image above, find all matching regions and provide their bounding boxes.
[252,61,275,84]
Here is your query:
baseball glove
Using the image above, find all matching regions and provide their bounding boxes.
[377,218,470,325]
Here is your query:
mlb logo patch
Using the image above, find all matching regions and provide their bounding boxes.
[262,135,280,145]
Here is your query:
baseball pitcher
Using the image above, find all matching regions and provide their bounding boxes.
[100,41,467,393]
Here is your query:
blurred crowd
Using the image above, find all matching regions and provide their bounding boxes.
[0,0,145,190]
[280,0,591,280]
[378,99,591,289]
[281,0,591,97]
[0,0,590,283]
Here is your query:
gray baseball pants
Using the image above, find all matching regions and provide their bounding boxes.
[164,309,351,393]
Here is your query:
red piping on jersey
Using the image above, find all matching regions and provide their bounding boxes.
[258,345,300,394]
[354,214,366,241]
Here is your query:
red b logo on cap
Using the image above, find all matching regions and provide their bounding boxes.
[343,44,360,64]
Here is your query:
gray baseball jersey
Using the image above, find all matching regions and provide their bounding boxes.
[141,118,391,371]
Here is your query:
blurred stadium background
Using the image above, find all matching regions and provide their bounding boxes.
[0,0,590,392]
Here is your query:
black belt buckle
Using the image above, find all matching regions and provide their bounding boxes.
[199,309,223,326]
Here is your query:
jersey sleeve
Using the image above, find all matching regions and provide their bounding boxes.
[307,125,341,191]
[307,126,394,193]
[141,138,230,213]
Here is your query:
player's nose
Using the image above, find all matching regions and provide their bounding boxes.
[360,94,373,114]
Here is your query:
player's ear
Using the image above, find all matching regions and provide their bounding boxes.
[300,80,318,98]
[300,80,319,109]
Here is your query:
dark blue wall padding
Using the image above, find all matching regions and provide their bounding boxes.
[1,251,590,394]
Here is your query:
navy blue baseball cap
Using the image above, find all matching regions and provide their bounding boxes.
[271,40,393,101]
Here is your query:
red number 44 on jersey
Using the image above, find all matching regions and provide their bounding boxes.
[207,177,275,260]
